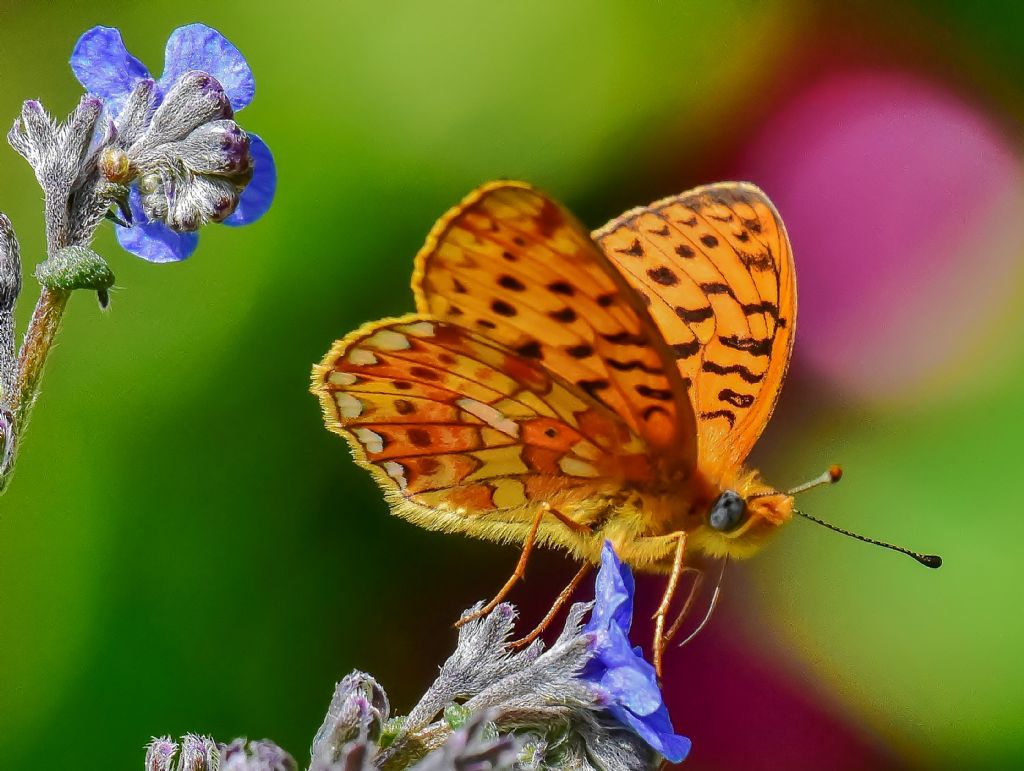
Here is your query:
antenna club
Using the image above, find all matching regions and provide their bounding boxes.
[918,554,943,569]
[829,464,843,483]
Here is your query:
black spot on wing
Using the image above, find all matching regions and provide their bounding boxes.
[701,361,764,384]
[491,300,517,317]
[516,341,543,359]
[635,384,674,401]
[647,266,679,286]
[675,306,714,323]
[700,282,736,298]
[700,409,736,428]
[617,239,644,257]
[567,344,593,359]
[720,335,772,357]
[718,389,755,408]
[498,274,526,291]
[608,359,664,375]
[672,340,701,359]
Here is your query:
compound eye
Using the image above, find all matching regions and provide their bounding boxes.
[709,490,746,532]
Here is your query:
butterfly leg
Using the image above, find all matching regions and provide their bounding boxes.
[669,556,727,649]
[653,531,687,680]
[508,561,593,649]
[663,567,703,644]
[455,502,588,628]
[454,504,548,628]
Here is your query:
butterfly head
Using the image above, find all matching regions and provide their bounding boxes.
[691,472,794,560]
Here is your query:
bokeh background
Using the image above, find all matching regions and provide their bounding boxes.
[0,1,1021,769]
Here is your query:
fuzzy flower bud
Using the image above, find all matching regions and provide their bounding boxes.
[178,734,218,771]
[145,70,233,146]
[219,739,297,771]
[311,672,390,766]
[144,737,179,771]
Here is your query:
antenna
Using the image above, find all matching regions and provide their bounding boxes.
[795,509,942,568]
[786,464,843,496]
[748,465,843,502]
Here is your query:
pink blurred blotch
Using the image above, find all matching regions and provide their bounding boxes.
[738,70,1024,401]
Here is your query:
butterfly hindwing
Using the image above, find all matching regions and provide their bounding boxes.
[312,315,653,532]
[412,181,698,473]
[594,182,795,465]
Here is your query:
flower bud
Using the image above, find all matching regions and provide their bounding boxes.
[117,78,157,147]
[144,737,178,771]
[177,734,218,771]
[139,178,169,223]
[99,147,132,183]
[219,739,296,771]
[311,672,390,765]
[166,175,240,230]
[146,70,233,146]
[174,119,252,176]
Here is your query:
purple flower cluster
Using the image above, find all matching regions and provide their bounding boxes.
[584,542,692,763]
[70,24,276,262]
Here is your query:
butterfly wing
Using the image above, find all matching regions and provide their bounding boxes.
[594,182,795,466]
[312,315,653,547]
[412,181,698,474]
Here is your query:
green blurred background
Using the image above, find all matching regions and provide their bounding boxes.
[1,1,1022,768]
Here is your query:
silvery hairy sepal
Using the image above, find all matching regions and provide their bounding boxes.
[100,70,255,232]
[219,738,298,771]
[407,709,518,771]
[311,671,391,766]
[144,735,298,771]
[7,95,120,253]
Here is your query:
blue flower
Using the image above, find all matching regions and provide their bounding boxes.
[70,24,276,262]
[584,542,692,764]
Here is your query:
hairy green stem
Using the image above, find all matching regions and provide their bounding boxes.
[0,286,71,488]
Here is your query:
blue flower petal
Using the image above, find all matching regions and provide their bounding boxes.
[609,702,692,763]
[70,27,150,115]
[158,23,255,111]
[583,542,691,764]
[116,190,198,263]
[587,542,635,635]
[602,655,662,716]
[224,134,276,226]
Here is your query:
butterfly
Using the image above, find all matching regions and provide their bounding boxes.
[312,180,802,674]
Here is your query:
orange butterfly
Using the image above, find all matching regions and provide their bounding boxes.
[312,181,938,675]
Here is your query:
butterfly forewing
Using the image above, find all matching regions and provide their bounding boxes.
[412,181,698,473]
[313,315,653,523]
[594,182,795,465]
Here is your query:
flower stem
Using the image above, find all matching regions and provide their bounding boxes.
[0,285,69,489]
[11,287,69,430]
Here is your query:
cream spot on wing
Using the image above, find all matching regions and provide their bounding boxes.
[347,348,379,366]
[491,478,526,508]
[570,439,601,461]
[516,390,557,419]
[403,321,436,337]
[328,371,357,386]
[493,397,536,419]
[333,392,363,418]
[466,446,529,481]
[456,398,520,438]
[479,427,519,448]
[366,330,411,350]
[559,457,600,478]
[352,427,384,454]
[382,460,408,490]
